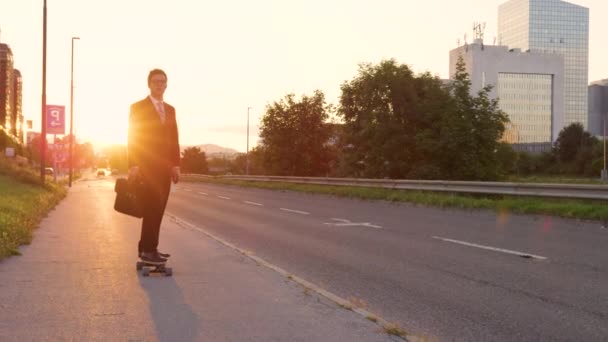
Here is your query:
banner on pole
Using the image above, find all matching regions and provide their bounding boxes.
[46,105,65,135]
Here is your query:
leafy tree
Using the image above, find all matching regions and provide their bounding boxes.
[180,147,208,174]
[495,142,517,176]
[339,60,448,178]
[553,123,597,164]
[439,57,509,180]
[259,91,333,176]
[338,58,508,180]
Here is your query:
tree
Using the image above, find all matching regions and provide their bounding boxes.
[259,91,334,176]
[553,123,597,164]
[338,58,508,180]
[439,57,509,180]
[180,147,208,174]
[339,59,447,178]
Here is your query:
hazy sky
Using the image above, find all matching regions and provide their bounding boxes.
[0,0,606,151]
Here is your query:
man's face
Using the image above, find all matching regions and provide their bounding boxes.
[148,74,167,98]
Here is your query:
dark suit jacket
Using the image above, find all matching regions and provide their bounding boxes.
[128,97,180,178]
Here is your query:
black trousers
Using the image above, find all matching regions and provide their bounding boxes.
[138,171,171,253]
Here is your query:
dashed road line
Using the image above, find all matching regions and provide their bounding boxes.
[432,236,547,260]
[280,208,310,215]
[198,192,208,196]
[324,218,382,229]
[244,201,263,206]
[218,196,231,200]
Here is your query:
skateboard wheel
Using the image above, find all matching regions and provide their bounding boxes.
[136,261,143,271]
[142,268,150,277]
[165,268,172,277]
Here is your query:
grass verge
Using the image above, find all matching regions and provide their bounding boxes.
[506,175,607,185]
[184,176,608,221]
[0,160,67,261]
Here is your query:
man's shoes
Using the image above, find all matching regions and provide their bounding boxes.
[138,251,171,258]
[157,251,171,258]
[140,251,167,265]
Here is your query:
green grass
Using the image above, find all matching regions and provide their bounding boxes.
[184,176,608,221]
[506,175,607,185]
[0,160,67,261]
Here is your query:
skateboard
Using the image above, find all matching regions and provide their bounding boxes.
[136,260,173,277]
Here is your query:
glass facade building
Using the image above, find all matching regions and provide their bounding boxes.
[498,0,589,129]
[0,43,13,132]
[449,40,564,150]
[497,73,553,143]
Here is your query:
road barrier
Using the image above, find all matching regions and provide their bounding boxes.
[182,174,608,200]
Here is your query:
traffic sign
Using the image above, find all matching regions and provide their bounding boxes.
[46,105,65,135]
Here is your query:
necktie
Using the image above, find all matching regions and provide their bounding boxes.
[157,102,165,124]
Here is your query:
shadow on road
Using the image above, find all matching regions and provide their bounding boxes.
[138,274,199,342]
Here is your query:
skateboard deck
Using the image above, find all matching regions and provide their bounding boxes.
[136,260,173,277]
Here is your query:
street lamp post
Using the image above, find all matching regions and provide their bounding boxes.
[69,37,80,187]
[40,0,48,183]
[246,107,251,175]
[602,116,607,181]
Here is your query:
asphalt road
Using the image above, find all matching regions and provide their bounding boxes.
[167,181,608,341]
[0,177,399,342]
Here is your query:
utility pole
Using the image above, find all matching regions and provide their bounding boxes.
[69,37,79,187]
[40,0,48,183]
[246,106,251,175]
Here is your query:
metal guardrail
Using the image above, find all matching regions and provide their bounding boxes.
[182,174,608,200]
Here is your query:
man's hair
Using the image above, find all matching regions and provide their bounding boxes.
[147,68,167,85]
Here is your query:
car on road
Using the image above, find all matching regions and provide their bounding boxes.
[97,169,105,176]
[44,167,54,176]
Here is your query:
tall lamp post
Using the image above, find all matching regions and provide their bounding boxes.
[40,0,48,183]
[69,36,80,187]
[246,107,252,175]
[602,116,607,181]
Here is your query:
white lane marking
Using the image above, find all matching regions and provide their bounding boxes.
[218,196,231,200]
[432,236,547,260]
[165,212,415,341]
[324,218,382,229]
[244,201,263,206]
[198,192,208,196]
[280,208,310,215]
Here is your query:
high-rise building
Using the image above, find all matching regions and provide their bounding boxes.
[588,79,608,136]
[0,41,14,133]
[449,40,564,152]
[11,69,23,143]
[498,0,589,129]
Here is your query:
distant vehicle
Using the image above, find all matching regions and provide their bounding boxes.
[97,170,105,176]
[44,167,54,176]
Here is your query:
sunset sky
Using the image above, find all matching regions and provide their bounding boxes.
[0,0,606,151]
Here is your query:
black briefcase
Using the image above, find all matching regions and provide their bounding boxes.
[114,178,143,218]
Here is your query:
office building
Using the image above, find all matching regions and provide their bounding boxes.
[11,69,23,143]
[449,40,564,152]
[498,0,589,129]
[588,79,608,136]
[0,40,13,133]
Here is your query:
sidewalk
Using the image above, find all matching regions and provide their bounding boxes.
[0,176,400,341]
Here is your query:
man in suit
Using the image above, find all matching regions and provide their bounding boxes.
[128,68,180,264]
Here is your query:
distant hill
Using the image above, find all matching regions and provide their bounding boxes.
[181,144,240,158]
